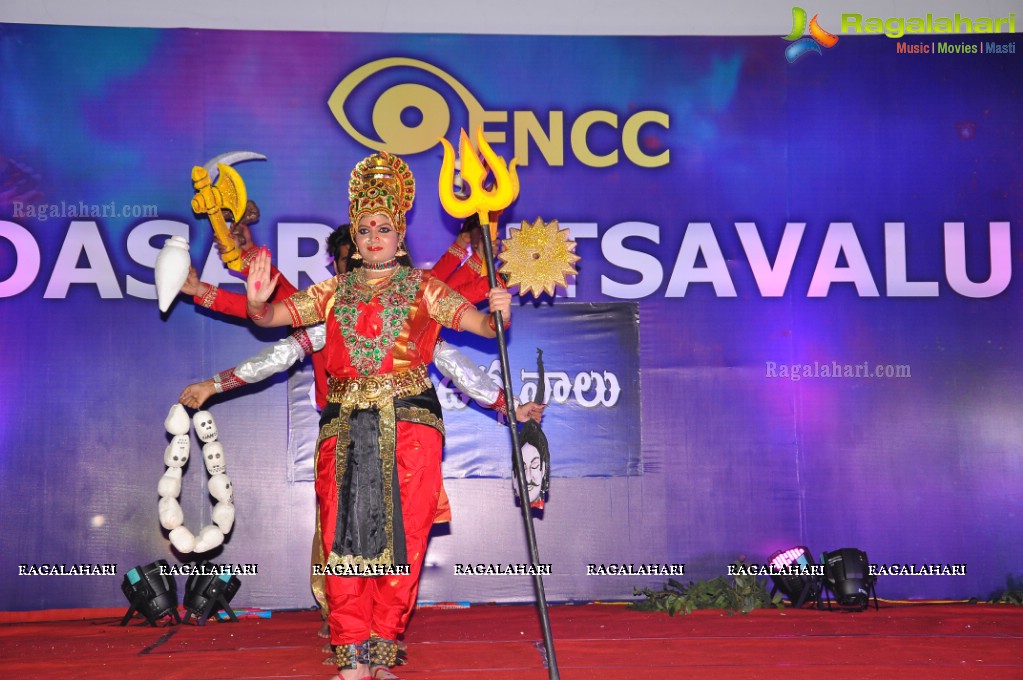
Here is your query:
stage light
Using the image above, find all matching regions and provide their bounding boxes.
[182,562,242,625]
[767,546,820,607]
[120,559,180,626]
[820,548,878,611]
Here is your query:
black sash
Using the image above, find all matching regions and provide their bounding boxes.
[319,388,442,570]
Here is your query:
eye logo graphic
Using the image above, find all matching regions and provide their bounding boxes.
[783,7,839,62]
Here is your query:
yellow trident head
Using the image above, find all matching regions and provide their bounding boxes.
[438,127,519,240]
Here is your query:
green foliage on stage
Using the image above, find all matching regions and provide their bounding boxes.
[987,574,1023,605]
[631,566,784,616]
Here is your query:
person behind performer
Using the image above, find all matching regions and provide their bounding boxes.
[244,152,511,680]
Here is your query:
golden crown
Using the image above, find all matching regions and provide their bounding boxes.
[348,152,415,238]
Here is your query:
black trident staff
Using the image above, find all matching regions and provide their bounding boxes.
[438,128,560,679]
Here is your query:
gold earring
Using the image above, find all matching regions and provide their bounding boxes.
[395,241,407,257]
[351,251,363,260]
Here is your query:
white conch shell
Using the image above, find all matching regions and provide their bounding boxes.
[193,525,225,553]
[155,235,191,312]
[212,501,235,534]
[158,466,183,498]
[158,496,184,530]
[168,525,195,553]
[164,404,190,436]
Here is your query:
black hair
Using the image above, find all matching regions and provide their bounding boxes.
[460,213,481,233]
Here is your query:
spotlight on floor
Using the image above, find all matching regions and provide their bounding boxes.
[182,562,241,625]
[820,548,878,611]
[767,546,820,607]
[120,559,180,626]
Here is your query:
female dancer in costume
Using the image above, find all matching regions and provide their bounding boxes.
[245,152,511,680]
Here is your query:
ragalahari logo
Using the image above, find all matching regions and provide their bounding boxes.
[783,7,839,62]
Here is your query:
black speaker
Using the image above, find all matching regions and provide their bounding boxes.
[182,563,242,625]
[120,560,180,626]
[820,548,878,611]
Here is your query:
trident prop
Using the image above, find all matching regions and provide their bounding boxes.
[438,128,561,680]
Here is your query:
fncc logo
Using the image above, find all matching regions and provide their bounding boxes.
[327,57,670,168]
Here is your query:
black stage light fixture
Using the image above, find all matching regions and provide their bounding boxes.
[120,559,180,626]
[182,562,242,625]
[767,546,820,607]
[820,548,879,611]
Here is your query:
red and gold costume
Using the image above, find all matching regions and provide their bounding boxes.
[284,266,473,655]
[278,152,480,670]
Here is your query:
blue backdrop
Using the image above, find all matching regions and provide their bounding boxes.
[0,24,1020,609]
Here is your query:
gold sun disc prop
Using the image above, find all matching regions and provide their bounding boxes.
[498,218,580,298]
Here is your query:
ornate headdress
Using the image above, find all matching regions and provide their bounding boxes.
[348,152,415,240]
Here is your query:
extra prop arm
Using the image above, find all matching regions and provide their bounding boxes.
[191,163,248,271]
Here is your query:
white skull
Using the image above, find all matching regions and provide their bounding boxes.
[193,525,225,553]
[168,525,195,553]
[202,441,226,475]
[208,473,233,503]
[158,466,182,498]
[164,434,191,468]
[164,404,190,436]
[192,410,218,443]
[212,501,235,534]
[158,496,184,530]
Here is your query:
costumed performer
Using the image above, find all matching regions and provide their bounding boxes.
[179,222,539,660]
[178,227,544,662]
[244,152,511,680]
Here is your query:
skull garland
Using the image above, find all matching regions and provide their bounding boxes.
[158,466,182,498]
[158,496,184,530]
[208,473,234,504]
[192,410,218,443]
[164,404,190,435]
[164,434,191,467]
[212,501,235,533]
[202,441,226,475]
[157,404,235,555]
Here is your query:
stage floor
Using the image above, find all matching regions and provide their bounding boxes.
[2,602,1021,679]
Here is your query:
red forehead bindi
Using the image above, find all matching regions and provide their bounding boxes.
[369,219,377,227]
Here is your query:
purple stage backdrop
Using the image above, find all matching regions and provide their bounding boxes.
[0,23,1021,611]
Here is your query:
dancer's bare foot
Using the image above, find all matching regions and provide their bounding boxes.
[370,666,401,680]
[318,620,331,638]
[323,655,338,666]
[336,664,370,679]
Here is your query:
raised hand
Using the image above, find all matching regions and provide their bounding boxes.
[246,246,279,306]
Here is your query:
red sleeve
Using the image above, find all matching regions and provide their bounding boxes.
[445,254,495,304]
[430,243,469,282]
[192,263,296,319]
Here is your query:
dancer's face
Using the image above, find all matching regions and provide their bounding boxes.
[355,212,399,265]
